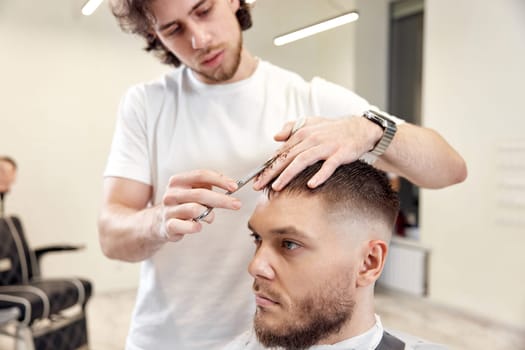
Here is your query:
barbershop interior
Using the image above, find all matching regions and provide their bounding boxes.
[1,0,524,349]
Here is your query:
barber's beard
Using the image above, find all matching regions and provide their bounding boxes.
[196,36,242,83]
[253,279,355,350]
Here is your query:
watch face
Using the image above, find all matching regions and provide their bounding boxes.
[364,111,387,129]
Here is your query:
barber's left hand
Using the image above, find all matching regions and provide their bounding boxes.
[253,116,382,191]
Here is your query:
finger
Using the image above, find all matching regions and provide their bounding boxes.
[253,149,295,190]
[260,128,316,184]
[163,187,242,210]
[273,118,331,159]
[255,131,328,189]
[275,148,356,190]
[162,203,217,241]
[164,202,216,221]
[168,169,238,192]
[164,217,201,242]
[273,117,311,145]
[273,121,296,142]
[304,156,341,189]
[269,146,328,191]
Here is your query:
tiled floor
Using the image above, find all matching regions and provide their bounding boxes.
[374,288,525,350]
[87,288,525,350]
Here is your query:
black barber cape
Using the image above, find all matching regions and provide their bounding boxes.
[376,331,405,350]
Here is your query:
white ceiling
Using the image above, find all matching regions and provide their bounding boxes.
[0,0,359,87]
[0,0,358,40]
[247,0,357,38]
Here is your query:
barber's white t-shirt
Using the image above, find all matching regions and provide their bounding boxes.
[105,60,371,350]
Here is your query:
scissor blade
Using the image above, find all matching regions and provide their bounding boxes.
[226,157,275,195]
[193,118,305,221]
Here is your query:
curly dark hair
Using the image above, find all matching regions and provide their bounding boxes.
[111,0,253,67]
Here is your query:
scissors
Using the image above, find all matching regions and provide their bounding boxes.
[193,118,306,222]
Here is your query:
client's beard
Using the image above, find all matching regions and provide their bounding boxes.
[253,280,355,350]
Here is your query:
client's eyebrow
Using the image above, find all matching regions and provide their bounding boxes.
[247,222,310,239]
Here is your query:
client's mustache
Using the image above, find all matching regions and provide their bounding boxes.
[253,279,281,303]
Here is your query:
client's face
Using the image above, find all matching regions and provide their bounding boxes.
[247,193,360,349]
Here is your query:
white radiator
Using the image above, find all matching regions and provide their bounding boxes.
[378,237,429,296]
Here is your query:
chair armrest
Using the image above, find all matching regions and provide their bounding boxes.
[0,307,21,324]
[34,244,86,261]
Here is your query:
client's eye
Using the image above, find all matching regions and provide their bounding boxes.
[250,232,261,245]
[282,240,300,251]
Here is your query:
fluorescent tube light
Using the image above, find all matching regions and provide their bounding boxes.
[273,11,359,47]
[82,0,104,16]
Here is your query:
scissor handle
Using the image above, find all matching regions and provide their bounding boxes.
[193,206,213,222]
[192,179,246,222]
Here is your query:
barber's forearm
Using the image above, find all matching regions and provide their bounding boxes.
[98,204,165,262]
[376,123,467,189]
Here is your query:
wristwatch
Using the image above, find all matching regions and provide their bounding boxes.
[362,110,397,156]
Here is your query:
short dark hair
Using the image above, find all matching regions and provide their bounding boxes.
[110,0,253,67]
[0,156,17,170]
[265,161,400,230]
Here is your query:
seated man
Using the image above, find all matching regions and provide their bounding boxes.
[0,156,17,194]
[225,161,445,350]
[0,156,17,217]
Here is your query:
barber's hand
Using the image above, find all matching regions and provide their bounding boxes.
[253,116,382,191]
[159,170,241,242]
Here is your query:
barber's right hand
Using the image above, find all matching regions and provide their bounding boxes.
[159,170,241,242]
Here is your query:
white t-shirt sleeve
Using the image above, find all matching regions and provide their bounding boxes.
[103,85,151,185]
[310,77,370,118]
[310,77,405,125]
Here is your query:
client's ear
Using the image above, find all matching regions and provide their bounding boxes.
[357,240,388,287]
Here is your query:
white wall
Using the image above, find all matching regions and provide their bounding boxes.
[354,0,389,109]
[355,0,525,329]
[0,0,357,293]
[0,0,167,291]
[421,0,525,329]
[245,0,357,90]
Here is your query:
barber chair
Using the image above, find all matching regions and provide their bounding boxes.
[0,215,92,350]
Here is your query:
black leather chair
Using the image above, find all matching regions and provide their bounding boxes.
[0,215,92,350]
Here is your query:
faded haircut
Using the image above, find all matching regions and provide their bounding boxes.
[265,160,400,230]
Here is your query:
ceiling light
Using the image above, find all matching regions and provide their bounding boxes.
[82,0,104,16]
[273,11,359,47]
